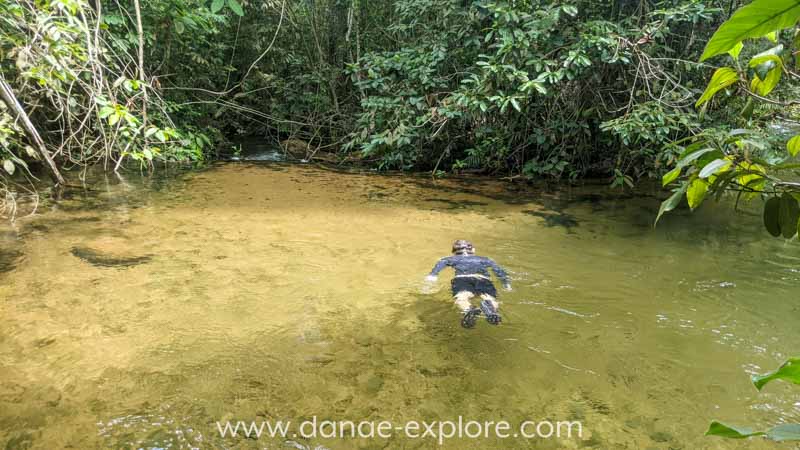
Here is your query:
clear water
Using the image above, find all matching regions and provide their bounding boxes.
[1,162,798,449]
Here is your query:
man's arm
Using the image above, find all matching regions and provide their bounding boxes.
[487,258,512,290]
[425,257,450,281]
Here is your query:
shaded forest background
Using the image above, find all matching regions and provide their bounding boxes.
[1,0,794,192]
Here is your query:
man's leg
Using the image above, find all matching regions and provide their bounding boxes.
[479,294,499,309]
[455,291,480,328]
[453,291,474,313]
[479,294,502,325]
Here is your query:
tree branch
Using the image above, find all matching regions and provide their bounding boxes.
[0,76,65,185]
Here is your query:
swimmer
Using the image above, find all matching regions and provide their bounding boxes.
[425,240,511,328]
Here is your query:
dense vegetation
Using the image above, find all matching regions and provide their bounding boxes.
[1,0,741,186]
[1,0,799,215]
[657,0,800,243]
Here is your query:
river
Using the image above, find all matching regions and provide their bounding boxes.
[0,161,798,449]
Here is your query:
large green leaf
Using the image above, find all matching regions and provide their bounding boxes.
[700,0,800,61]
[662,148,722,187]
[677,140,708,160]
[698,158,731,179]
[687,178,709,210]
[749,45,784,75]
[728,41,744,60]
[779,193,800,238]
[706,421,800,442]
[696,68,738,108]
[211,0,225,13]
[752,58,777,81]
[706,421,764,439]
[655,183,688,226]
[227,0,244,16]
[662,167,681,186]
[749,48,784,96]
[750,61,782,95]
[677,148,717,168]
[735,161,766,190]
[764,196,782,237]
[753,357,800,390]
[750,70,781,95]
[787,135,800,157]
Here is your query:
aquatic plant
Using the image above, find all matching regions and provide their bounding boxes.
[707,358,800,442]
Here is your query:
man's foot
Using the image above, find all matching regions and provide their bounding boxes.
[461,307,481,328]
[480,299,502,325]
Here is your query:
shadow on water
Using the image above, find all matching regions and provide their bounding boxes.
[0,229,23,274]
[70,246,152,268]
[521,210,579,231]
[0,248,23,274]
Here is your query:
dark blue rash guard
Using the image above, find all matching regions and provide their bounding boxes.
[428,255,511,286]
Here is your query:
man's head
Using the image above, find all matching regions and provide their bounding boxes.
[452,239,475,256]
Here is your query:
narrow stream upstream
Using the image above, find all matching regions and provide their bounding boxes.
[1,162,798,449]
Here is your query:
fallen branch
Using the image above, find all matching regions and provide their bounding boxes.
[0,75,66,185]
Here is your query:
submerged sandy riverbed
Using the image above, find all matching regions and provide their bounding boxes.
[0,162,798,449]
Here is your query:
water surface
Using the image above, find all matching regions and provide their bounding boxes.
[1,162,798,449]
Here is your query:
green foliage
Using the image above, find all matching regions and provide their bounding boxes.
[706,422,765,439]
[695,67,737,107]
[707,358,800,442]
[601,102,701,180]
[339,0,721,177]
[763,196,782,237]
[0,0,749,197]
[788,135,800,157]
[0,0,224,184]
[778,193,800,238]
[700,0,800,61]
[706,422,800,441]
[226,0,243,16]
[3,0,734,187]
[660,0,800,242]
[655,182,688,225]
[753,357,800,390]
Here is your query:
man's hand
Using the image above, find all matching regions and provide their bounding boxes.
[421,274,439,294]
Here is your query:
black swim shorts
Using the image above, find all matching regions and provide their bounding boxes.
[451,276,497,297]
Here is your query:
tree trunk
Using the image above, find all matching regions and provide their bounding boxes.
[133,0,148,138]
[0,76,66,185]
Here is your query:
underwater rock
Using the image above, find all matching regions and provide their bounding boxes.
[70,246,152,268]
[280,139,310,158]
[304,355,335,366]
[649,431,673,443]
[365,376,384,394]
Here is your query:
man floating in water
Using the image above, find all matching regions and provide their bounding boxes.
[425,240,512,328]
